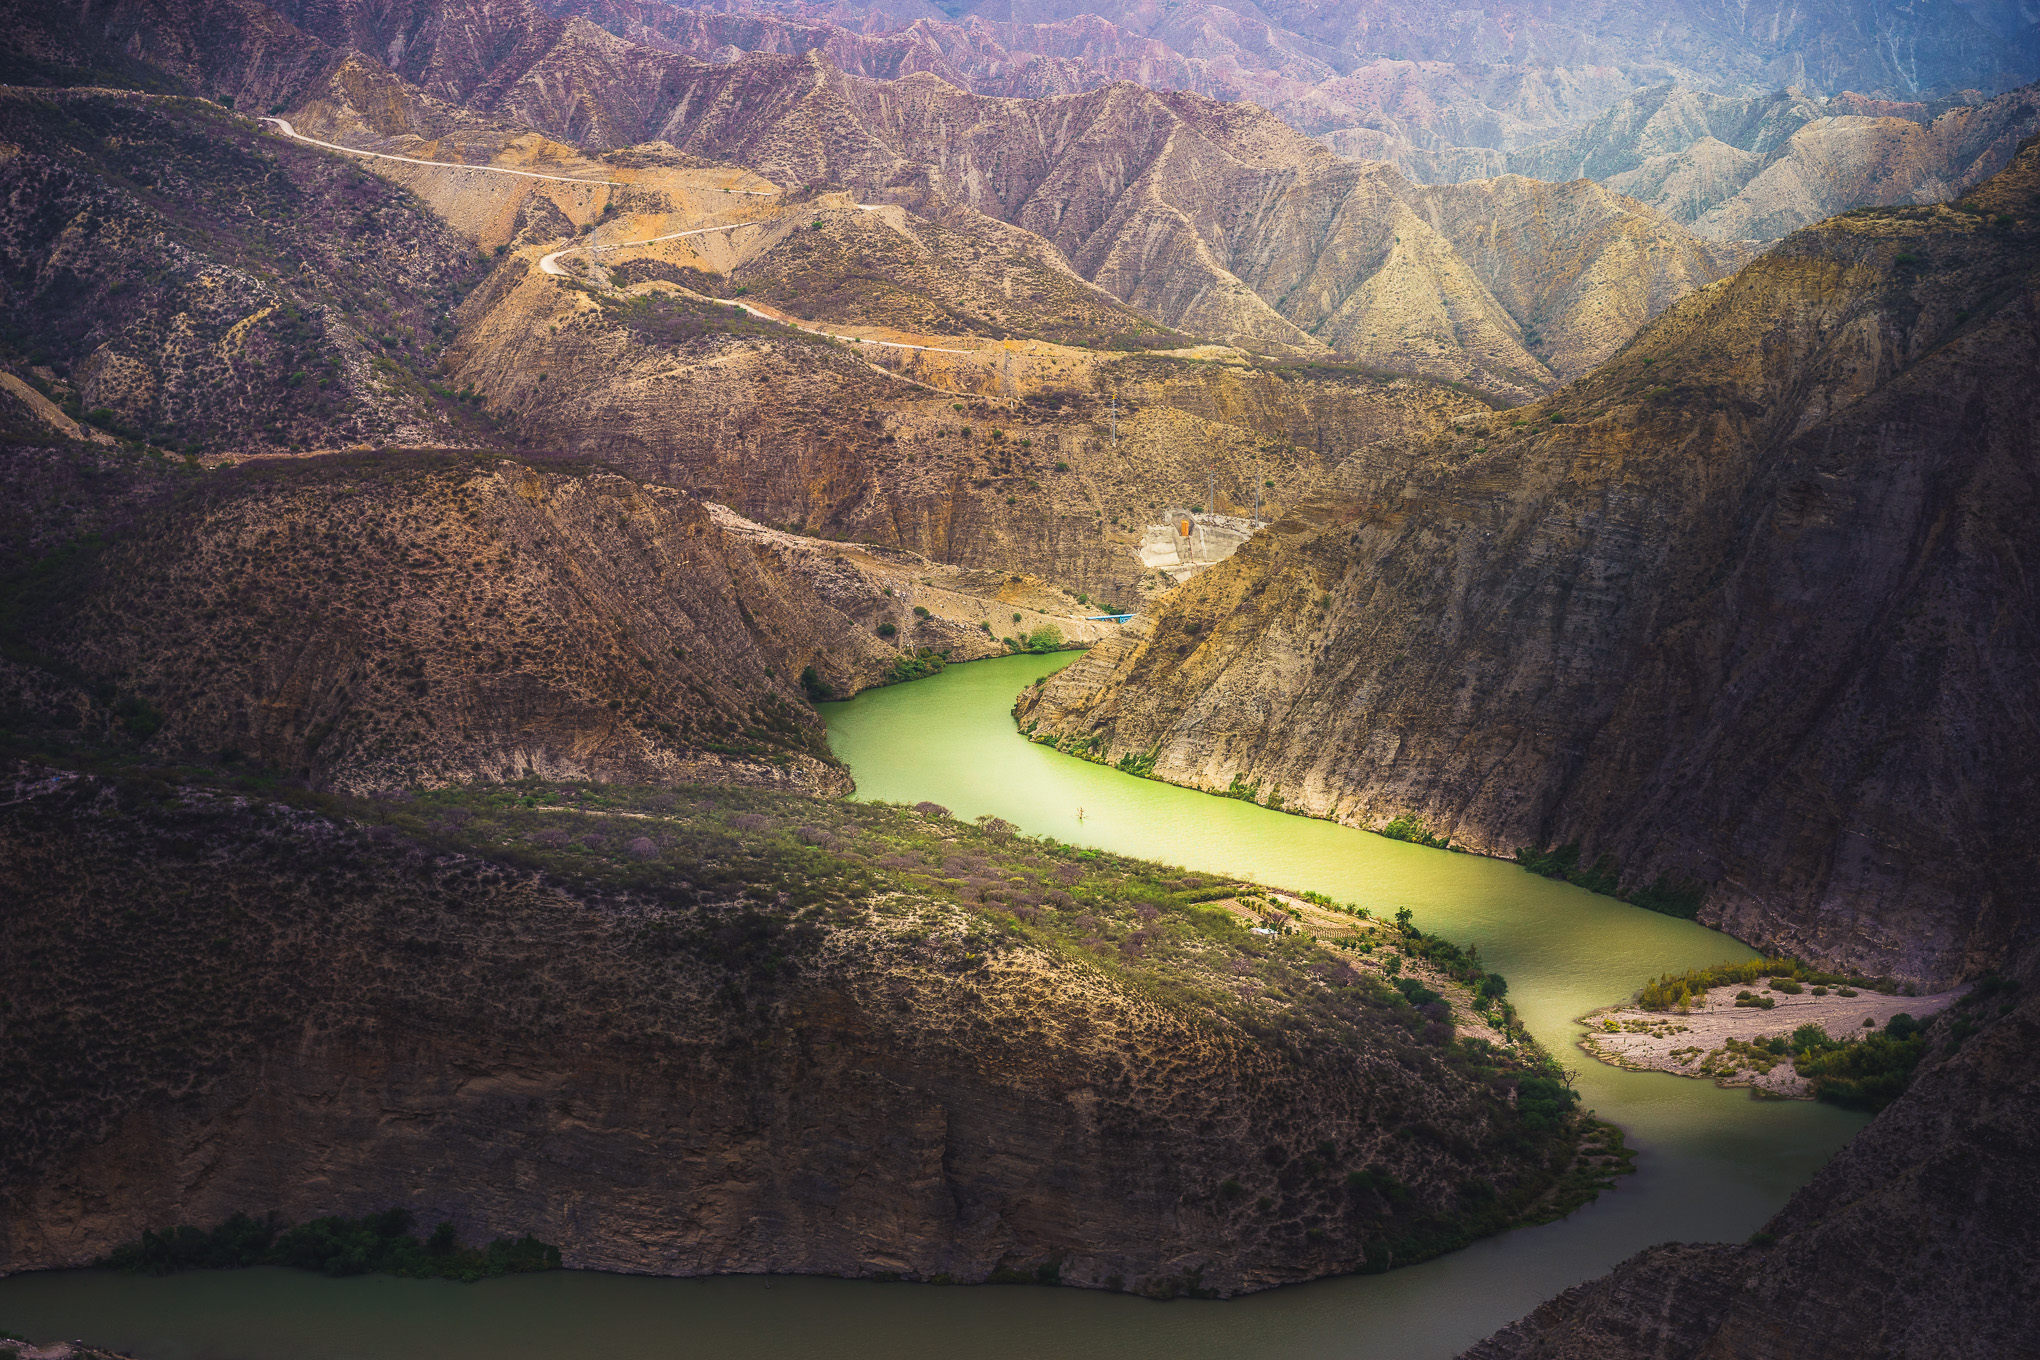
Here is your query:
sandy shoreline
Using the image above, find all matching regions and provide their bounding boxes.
[1579,979,1964,1097]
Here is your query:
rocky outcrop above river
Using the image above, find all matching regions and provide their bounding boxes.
[1462,956,2039,1360]
[0,769,1604,1295]
[1021,143,2040,986]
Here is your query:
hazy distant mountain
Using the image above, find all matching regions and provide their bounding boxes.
[1474,81,2040,241]
[526,0,2040,171]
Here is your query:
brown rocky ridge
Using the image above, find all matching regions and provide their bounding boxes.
[454,0,2040,169]
[1020,140,2040,987]
[0,764,1622,1295]
[0,443,1129,796]
[421,40,1729,394]
[1490,80,2040,244]
[0,79,1486,613]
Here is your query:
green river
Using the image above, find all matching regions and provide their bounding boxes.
[0,653,1866,1359]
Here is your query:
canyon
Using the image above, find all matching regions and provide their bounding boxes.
[1,0,2037,1353]
[1022,142,2040,988]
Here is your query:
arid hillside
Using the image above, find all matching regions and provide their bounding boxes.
[0,88,487,457]
[0,447,1120,796]
[5,0,1734,398]
[1022,142,2040,986]
[1495,81,2040,242]
[430,42,1729,393]
[0,767,1617,1294]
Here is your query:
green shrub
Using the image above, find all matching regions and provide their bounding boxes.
[876,622,896,638]
[1515,842,1580,878]
[1795,1032,1928,1111]
[1393,976,1441,1007]
[1638,958,1802,1011]
[1380,815,1450,849]
[105,1209,560,1282]
[1513,1076,1577,1131]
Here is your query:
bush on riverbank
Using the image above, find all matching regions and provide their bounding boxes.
[1393,911,1524,1042]
[1636,958,1899,1012]
[885,648,947,684]
[103,1209,561,1282]
[1378,815,1455,850]
[1789,1026,1929,1111]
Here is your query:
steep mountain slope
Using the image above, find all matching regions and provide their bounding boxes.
[1021,143,2040,986]
[0,38,1502,610]
[1501,81,2040,242]
[0,768,1608,1295]
[559,0,2040,169]
[15,0,2040,195]
[539,0,2040,161]
[430,41,1725,391]
[0,448,1121,796]
[0,88,487,456]
[4,0,1732,394]
[1462,956,2038,1360]
[446,256,1490,600]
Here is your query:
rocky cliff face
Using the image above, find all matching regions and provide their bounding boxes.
[1461,956,2039,1360]
[0,770,1606,1296]
[1021,144,2040,986]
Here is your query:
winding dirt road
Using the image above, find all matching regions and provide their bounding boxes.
[262,117,621,184]
[262,116,970,356]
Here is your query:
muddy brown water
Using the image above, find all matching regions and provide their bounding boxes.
[0,653,1866,1359]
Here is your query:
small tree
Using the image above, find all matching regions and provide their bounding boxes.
[1026,624,1064,652]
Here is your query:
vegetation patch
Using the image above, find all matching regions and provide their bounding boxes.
[600,290,836,352]
[104,1209,560,1282]
[1378,815,1455,850]
[1636,958,1899,1012]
